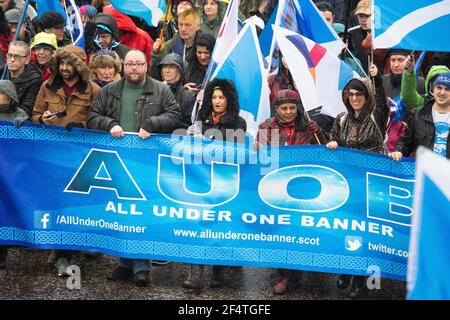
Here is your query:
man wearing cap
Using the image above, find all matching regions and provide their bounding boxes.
[391,72,450,160]
[38,11,71,47]
[382,50,425,153]
[383,49,425,99]
[30,32,58,81]
[348,0,371,73]
[5,8,31,43]
[5,40,42,117]
[92,13,131,64]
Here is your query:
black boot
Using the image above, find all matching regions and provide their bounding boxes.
[337,274,352,289]
[182,264,204,290]
[349,275,366,299]
[210,265,225,288]
[0,247,7,270]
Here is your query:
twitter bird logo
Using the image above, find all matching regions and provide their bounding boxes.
[345,236,363,252]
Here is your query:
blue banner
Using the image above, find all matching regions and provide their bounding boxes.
[0,123,415,280]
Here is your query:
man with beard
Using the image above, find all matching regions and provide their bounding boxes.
[87,50,182,287]
[32,45,100,277]
[383,50,425,152]
[383,49,425,98]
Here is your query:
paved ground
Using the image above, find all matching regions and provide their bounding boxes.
[0,247,406,300]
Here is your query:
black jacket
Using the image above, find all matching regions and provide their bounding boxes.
[7,63,43,117]
[92,13,131,63]
[87,76,183,134]
[158,53,195,128]
[198,78,247,143]
[395,99,450,159]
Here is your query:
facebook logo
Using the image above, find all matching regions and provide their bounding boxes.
[34,212,51,229]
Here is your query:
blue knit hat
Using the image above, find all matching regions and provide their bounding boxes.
[434,72,450,89]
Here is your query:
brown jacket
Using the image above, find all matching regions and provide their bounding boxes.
[330,77,388,155]
[31,45,101,126]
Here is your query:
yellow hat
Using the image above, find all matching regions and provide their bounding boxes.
[30,32,58,51]
[355,0,371,16]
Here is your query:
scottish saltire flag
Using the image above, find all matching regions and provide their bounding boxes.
[33,0,66,18]
[260,0,344,71]
[191,0,240,123]
[274,26,355,116]
[408,147,450,300]
[110,0,166,27]
[373,0,450,51]
[65,0,84,48]
[211,23,271,139]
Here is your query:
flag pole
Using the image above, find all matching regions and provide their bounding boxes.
[1,0,31,80]
[291,78,321,145]
[62,0,75,44]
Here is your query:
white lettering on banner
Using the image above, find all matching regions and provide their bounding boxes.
[152,205,232,222]
[105,202,143,215]
[300,215,394,237]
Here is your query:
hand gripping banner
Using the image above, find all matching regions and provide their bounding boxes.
[0,123,415,280]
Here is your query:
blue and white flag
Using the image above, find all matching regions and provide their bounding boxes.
[110,0,166,27]
[260,0,344,71]
[212,23,271,139]
[408,147,450,300]
[274,26,356,116]
[65,0,84,48]
[373,0,450,51]
[33,0,66,18]
[191,0,241,124]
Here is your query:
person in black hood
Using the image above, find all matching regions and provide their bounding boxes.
[158,53,195,128]
[184,32,215,94]
[197,78,247,143]
[5,40,42,117]
[92,13,131,64]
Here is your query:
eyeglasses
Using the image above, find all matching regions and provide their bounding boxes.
[124,62,146,68]
[6,53,27,60]
[344,91,364,98]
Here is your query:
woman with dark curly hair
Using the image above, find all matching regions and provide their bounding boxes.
[183,78,246,291]
[195,77,247,143]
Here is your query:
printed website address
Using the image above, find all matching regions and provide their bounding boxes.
[173,228,320,245]
[367,241,408,257]
[56,215,147,234]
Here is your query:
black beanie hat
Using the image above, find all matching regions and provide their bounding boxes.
[345,79,369,99]
[387,49,411,57]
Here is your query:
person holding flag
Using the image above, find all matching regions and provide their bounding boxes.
[37,11,71,47]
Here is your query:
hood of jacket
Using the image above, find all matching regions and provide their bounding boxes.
[158,53,185,84]
[425,65,450,95]
[47,45,90,93]
[0,79,19,103]
[93,12,121,40]
[199,78,240,123]
[102,5,138,34]
[342,77,376,120]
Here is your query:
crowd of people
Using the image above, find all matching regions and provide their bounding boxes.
[0,0,449,299]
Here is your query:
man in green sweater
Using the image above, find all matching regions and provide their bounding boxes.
[88,50,183,287]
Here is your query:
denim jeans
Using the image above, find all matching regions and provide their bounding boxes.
[119,258,150,274]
